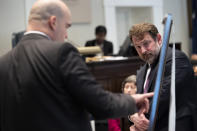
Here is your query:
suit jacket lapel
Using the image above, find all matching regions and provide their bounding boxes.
[148,64,159,92]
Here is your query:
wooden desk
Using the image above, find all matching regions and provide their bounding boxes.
[87,57,145,131]
[87,57,145,93]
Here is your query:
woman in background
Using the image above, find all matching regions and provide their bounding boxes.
[108,75,137,131]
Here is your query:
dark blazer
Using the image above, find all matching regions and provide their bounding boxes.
[136,48,197,131]
[0,34,137,131]
[85,39,113,56]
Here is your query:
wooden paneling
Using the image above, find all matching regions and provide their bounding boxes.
[87,57,145,93]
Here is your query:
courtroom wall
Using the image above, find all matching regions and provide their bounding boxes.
[0,0,26,56]
[0,0,191,57]
[163,0,190,56]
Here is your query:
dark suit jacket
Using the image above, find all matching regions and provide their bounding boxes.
[85,39,113,56]
[0,34,137,131]
[136,48,197,131]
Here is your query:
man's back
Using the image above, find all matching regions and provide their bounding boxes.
[0,33,93,130]
[0,33,137,131]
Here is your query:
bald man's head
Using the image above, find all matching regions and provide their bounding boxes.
[27,0,71,42]
[29,0,64,23]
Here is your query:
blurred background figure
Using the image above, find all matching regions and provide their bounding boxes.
[85,25,113,57]
[11,30,25,48]
[118,35,138,57]
[108,75,137,131]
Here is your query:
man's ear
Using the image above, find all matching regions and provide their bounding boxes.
[48,16,57,31]
[157,33,162,45]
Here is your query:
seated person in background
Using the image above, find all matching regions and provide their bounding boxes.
[85,25,113,56]
[12,30,25,48]
[108,75,137,131]
[118,35,138,57]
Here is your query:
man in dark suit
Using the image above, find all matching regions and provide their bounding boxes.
[85,25,113,56]
[129,23,197,131]
[0,1,153,131]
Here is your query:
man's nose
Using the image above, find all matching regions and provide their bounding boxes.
[141,46,147,54]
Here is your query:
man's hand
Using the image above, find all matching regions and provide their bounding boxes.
[131,92,154,114]
[130,113,149,131]
[129,125,146,131]
[129,125,136,131]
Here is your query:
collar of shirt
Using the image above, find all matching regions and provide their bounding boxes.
[24,31,51,40]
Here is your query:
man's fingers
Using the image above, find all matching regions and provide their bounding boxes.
[133,92,154,103]
[138,98,149,115]
[144,98,149,113]
[129,126,136,131]
[138,107,145,115]
[138,109,144,115]
[134,115,150,131]
[143,92,154,99]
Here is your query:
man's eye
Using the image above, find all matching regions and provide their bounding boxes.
[144,42,148,46]
[144,41,150,47]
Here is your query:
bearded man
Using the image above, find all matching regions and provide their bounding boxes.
[129,23,197,131]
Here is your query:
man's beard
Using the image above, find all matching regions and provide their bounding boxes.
[141,45,160,64]
[142,53,155,64]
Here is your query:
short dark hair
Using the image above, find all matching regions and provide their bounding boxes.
[95,25,107,35]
